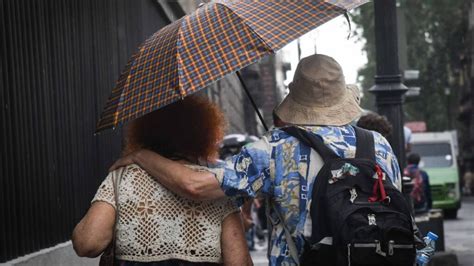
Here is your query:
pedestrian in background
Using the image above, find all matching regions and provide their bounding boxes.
[462,163,473,196]
[404,153,433,214]
[404,126,413,153]
[72,96,251,265]
[356,112,393,138]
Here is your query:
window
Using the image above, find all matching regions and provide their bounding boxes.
[411,143,453,168]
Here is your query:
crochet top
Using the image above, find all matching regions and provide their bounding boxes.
[92,164,238,263]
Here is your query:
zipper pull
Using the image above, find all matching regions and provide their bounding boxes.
[368,214,377,226]
[375,240,386,257]
[388,240,394,256]
[349,187,358,203]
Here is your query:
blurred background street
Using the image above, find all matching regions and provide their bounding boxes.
[445,197,474,266]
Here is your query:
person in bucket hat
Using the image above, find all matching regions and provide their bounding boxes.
[111,54,402,265]
[274,54,362,126]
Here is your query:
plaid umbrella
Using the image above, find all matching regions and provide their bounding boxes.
[96,0,369,132]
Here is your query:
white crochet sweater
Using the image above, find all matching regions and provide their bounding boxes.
[92,164,238,263]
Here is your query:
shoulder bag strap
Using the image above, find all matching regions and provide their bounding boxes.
[266,197,300,265]
[111,167,124,254]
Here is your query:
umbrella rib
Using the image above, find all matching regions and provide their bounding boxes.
[175,20,187,100]
[113,55,137,126]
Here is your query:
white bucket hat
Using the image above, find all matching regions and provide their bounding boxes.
[274,54,362,126]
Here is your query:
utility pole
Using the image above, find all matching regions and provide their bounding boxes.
[370,0,408,167]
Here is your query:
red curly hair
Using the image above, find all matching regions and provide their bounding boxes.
[123,95,226,162]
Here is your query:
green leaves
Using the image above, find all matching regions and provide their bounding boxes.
[352,0,469,131]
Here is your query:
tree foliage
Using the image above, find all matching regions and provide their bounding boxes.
[352,0,469,131]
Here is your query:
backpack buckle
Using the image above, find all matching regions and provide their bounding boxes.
[368,214,377,226]
[349,188,358,203]
[375,240,386,257]
[388,240,394,256]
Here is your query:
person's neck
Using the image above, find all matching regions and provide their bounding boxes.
[274,120,288,127]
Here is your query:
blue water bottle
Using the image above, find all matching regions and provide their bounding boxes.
[416,231,439,266]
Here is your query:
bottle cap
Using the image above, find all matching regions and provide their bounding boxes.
[417,254,430,264]
[427,232,439,241]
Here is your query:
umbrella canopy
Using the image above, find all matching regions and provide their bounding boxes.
[96,0,368,132]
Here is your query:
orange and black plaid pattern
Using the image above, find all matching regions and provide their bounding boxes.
[96,0,369,132]
[225,0,369,50]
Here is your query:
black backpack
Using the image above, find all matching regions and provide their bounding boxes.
[282,126,416,266]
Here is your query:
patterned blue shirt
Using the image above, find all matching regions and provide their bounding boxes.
[214,125,401,266]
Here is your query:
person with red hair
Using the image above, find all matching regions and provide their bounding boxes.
[72,95,251,265]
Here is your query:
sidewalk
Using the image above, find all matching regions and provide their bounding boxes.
[250,249,268,266]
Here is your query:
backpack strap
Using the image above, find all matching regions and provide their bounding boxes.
[353,126,375,161]
[282,126,339,163]
[266,197,301,265]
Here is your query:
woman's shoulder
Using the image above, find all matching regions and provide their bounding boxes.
[118,163,147,175]
[116,164,157,185]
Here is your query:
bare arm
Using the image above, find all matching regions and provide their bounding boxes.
[110,149,225,201]
[241,199,254,232]
[72,202,115,257]
[221,212,253,266]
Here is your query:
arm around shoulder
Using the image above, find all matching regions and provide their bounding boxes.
[132,149,225,200]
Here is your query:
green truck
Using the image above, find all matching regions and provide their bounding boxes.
[411,131,461,218]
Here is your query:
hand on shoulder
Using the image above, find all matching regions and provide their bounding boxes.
[109,149,152,172]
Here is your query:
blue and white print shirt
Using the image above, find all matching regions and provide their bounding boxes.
[214,125,401,266]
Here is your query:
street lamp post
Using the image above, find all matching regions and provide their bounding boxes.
[370,0,408,167]
[370,0,412,203]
